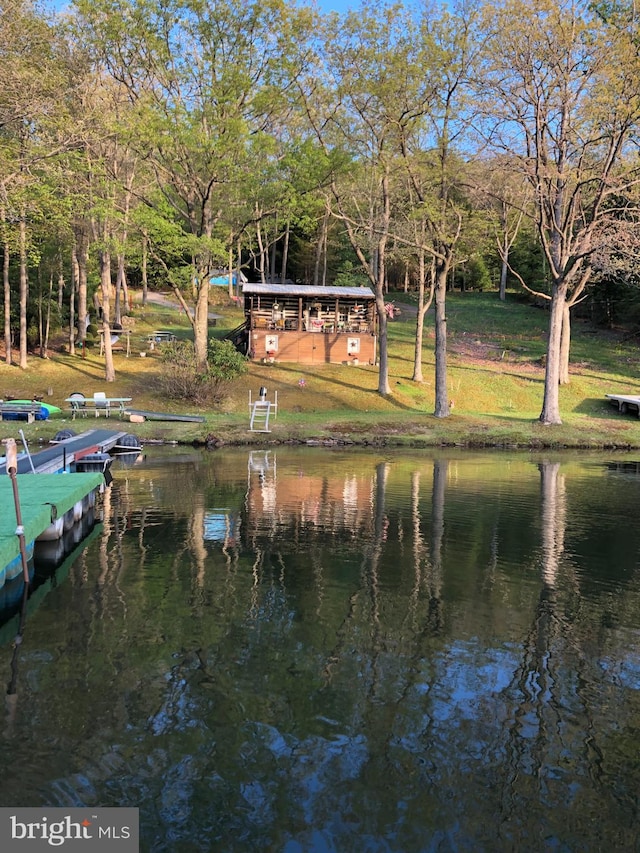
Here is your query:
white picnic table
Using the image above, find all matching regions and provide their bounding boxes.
[66,394,133,419]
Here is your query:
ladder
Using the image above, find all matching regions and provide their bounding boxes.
[250,400,272,432]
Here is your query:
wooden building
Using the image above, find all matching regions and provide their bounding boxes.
[236,283,377,365]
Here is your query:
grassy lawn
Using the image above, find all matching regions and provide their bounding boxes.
[2,289,640,449]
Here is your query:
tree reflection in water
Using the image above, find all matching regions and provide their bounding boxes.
[1,448,639,852]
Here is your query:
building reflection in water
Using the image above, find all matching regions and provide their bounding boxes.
[20,447,636,851]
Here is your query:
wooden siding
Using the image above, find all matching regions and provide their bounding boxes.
[244,288,377,365]
[250,328,376,364]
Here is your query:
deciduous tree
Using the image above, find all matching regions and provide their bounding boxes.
[480,0,640,424]
[302,2,441,396]
[76,0,313,371]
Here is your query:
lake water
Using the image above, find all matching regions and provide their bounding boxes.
[1,446,640,852]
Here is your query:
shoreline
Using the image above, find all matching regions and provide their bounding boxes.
[9,413,640,454]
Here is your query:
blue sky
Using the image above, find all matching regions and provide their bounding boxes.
[314,0,357,12]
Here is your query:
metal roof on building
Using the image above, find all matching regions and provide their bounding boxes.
[242,283,375,299]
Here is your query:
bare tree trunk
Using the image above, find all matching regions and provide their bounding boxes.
[141,234,148,306]
[114,256,122,326]
[322,224,328,288]
[412,252,435,383]
[43,271,53,358]
[75,226,89,355]
[3,209,11,365]
[559,302,571,385]
[539,284,567,425]
[496,197,524,302]
[281,220,290,284]
[236,236,242,300]
[19,214,28,369]
[375,293,390,394]
[99,249,116,382]
[256,216,266,284]
[499,248,508,302]
[57,261,64,314]
[114,254,129,323]
[228,242,234,299]
[313,209,328,287]
[37,273,43,357]
[433,255,451,417]
[375,172,391,396]
[269,215,277,282]
[194,273,210,372]
[69,244,77,356]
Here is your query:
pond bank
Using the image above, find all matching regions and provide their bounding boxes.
[11,411,640,453]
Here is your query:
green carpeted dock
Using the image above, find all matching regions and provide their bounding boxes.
[0,473,104,573]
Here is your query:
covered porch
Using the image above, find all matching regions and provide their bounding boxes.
[242,283,377,364]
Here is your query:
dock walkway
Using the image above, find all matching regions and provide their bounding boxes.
[0,472,104,577]
[0,428,128,475]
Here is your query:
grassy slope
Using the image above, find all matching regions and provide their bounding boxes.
[2,289,640,449]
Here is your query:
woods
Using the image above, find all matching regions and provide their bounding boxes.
[2,0,640,424]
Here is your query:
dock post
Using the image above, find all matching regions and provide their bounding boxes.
[3,438,30,584]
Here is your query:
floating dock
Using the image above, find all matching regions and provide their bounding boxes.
[0,428,129,475]
[0,472,104,587]
[0,429,131,587]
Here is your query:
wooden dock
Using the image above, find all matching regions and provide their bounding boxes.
[0,428,129,475]
[605,394,640,418]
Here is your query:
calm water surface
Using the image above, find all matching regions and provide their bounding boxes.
[1,447,640,852]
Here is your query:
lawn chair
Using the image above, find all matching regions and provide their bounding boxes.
[68,392,87,419]
[93,391,109,417]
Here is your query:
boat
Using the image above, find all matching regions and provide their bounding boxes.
[7,400,61,415]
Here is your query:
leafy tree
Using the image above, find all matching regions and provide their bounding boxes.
[75,0,314,372]
[480,0,640,424]
[0,0,73,367]
[159,338,247,404]
[339,4,481,406]
[301,1,441,397]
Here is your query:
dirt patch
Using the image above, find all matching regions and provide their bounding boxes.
[448,335,544,374]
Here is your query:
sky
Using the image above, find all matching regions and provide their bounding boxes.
[312,0,356,12]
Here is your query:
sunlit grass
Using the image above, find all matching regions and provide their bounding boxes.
[1,289,640,448]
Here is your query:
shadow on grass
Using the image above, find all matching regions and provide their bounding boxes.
[252,361,420,413]
[572,398,632,420]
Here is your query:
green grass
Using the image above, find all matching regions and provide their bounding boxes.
[2,289,640,449]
